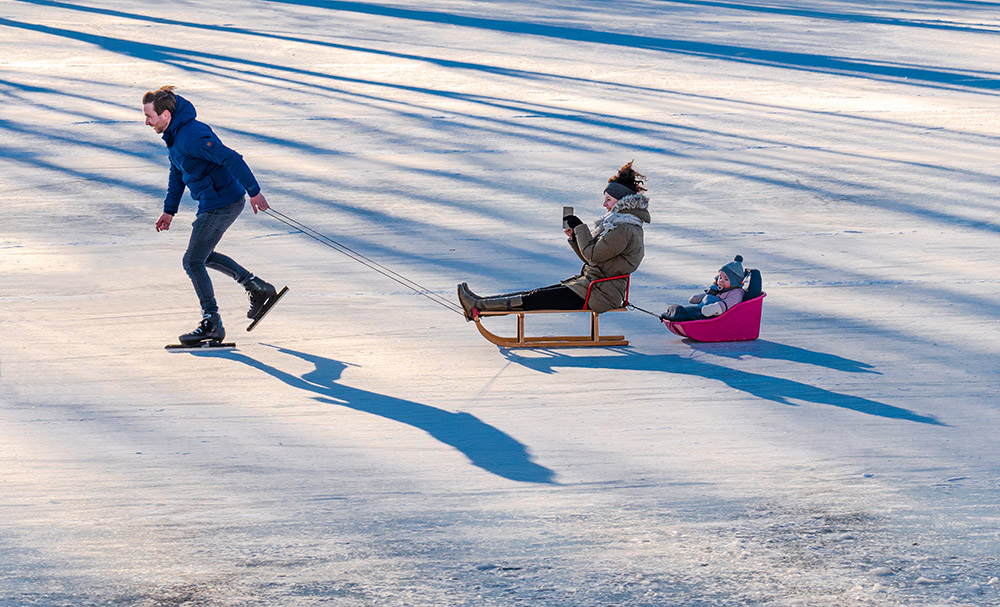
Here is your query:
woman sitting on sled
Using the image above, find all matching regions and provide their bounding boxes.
[458,161,651,319]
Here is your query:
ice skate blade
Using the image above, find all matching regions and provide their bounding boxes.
[165,341,236,351]
[247,285,288,332]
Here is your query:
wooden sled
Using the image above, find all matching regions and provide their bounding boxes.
[472,275,630,349]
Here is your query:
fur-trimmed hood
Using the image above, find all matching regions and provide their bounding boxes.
[612,192,651,223]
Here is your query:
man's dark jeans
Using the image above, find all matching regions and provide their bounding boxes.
[182,198,252,315]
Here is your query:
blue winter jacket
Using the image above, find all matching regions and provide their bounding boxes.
[161,95,260,215]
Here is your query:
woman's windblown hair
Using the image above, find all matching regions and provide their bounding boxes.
[607,160,647,194]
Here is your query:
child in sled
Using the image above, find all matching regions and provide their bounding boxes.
[660,255,746,322]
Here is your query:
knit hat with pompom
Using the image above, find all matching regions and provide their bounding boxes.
[720,255,745,287]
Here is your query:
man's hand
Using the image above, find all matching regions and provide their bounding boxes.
[155,213,173,232]
[250,192,269,214]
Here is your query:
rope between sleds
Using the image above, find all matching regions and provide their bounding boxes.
[627,303,662,319]
[263,209,465,316]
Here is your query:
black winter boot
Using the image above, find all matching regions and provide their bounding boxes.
[179,313,226,345]
[245,276,278,319]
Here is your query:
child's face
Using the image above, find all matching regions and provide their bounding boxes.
[716,272,730,289]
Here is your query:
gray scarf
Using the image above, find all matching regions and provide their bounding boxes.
[593,211,645,239]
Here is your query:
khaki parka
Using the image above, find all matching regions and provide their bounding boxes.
[561,193,650,312]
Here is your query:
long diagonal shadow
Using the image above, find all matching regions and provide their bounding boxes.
[502,349,945,426]
[263,0,1000,92]
[199,346,556,484]
[686,340,881,374]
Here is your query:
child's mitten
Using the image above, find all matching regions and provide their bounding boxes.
[701,301,725,317]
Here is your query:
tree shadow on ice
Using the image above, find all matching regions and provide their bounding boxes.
[197,345,556,484]
[0,16,685,149]
[16,0,688,96]
[263,0,1000,92]
[661,0,1000,36]
[501,349,944,426]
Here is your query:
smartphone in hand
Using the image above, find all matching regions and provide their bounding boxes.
[562,206,574,229]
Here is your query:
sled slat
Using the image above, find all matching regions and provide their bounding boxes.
[474,308,629,349]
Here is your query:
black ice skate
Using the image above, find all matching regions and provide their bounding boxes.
[245,276,278,319]
[178,312,226,345]
[246,284,288,332]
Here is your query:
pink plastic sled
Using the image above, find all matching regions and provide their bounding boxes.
[662,292,766,342]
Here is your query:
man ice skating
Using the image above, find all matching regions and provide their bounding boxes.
[143,85,279,345]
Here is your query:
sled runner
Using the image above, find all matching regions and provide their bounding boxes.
[472,275,631,348]
[662,269,765,342]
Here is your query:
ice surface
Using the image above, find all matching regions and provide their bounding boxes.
[2,1,998,605]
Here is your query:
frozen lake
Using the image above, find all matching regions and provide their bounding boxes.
[2,1,999,605]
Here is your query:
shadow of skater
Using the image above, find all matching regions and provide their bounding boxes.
[200,345,556,484]
[502,349,945,426]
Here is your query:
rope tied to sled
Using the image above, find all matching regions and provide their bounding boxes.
[627,303,661,319]
[265,209,666,322]
[263,209,466,316]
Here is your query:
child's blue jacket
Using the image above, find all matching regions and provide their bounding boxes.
[161,95,260,215]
